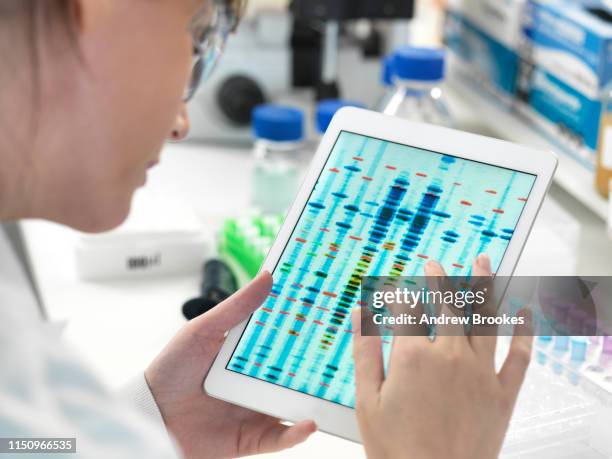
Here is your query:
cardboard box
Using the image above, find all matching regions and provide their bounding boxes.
[444,0,527,101]
[517,0,612,164]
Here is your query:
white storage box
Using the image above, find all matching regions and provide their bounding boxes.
[75,191,212,280]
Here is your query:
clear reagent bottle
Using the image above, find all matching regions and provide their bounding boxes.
[382,46,452,127]
[251,104,304,215]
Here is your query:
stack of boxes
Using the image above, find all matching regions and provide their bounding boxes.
[519,0,612,167]
[445,0,612,171]
[445,0,526,103]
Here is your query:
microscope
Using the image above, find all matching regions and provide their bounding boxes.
[186,0,414,144]
[291,0,414,100]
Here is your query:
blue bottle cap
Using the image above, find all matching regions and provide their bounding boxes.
[382,54,395,87]
[393,46,446,82]
[252,104,304,142]
[316,99,366,134]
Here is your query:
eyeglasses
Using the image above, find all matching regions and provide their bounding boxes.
[183,0,245,102]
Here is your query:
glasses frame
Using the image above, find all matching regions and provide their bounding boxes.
[183,0,245,102]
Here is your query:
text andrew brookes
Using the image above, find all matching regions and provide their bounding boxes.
[370,312,525,327]
[362,275,612,337]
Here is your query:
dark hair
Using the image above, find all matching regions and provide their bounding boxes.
[0,1,79,79]
[0,1,79,137]
[0,1,78,36]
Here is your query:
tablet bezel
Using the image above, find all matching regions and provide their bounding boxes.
[205,107,558,443]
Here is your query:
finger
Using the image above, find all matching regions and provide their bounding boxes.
[352,308,384,404]
[468,255,498,360]
[424,261,467,346]
[195,271,273,334]
[376,280,429,338]
[499,310,534,401]
[472,253,492,277]
[258,420,317,453]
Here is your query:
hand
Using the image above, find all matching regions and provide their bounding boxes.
[145,272,317,459]
[352,255,533,459]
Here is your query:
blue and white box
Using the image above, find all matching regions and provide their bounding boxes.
[445,0,527,102]
[519,0,612,165]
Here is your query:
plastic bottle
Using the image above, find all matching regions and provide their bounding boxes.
[382,46,452,127]
[375,54,397,112]
[251,104,304,214]
[315,99,366,137]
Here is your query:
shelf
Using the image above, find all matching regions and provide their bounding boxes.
[445,76,609,221]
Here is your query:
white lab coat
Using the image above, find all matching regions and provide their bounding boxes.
[0,227,180,458]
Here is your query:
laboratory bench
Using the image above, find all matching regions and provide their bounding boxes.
[18,138,612,458]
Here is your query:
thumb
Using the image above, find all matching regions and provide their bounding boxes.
[145,272,273,399]
[256,420,317,454]
[193,271,273,335]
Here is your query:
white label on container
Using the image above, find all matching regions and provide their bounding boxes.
[603,127,612,170]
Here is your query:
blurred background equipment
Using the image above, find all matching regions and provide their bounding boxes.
[251,104,305,214]
[187,0,415,144]
[219,214,284,283]
[375,54,398,111]
[182,259,238,320]
[516,0,612,168]
[291,0,415,99]
[444,0,525,107]
[444,0,612,216]
[596,82,612,198]
[290,0,414,20]
[381,46,452,126]
[187,10,292,144]
[315,99,366,135]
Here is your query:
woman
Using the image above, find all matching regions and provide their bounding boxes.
[0,0,533,457]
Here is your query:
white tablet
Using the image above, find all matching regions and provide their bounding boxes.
[205,107,558,442]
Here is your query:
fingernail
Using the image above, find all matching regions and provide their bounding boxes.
[425,260,441,272]
[255,271,273,286]
[477,254,491,271]
[257,270,272,280]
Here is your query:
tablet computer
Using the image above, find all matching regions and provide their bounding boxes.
[205,107,558,442]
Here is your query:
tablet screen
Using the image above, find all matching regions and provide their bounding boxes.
[227,130,537,408]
